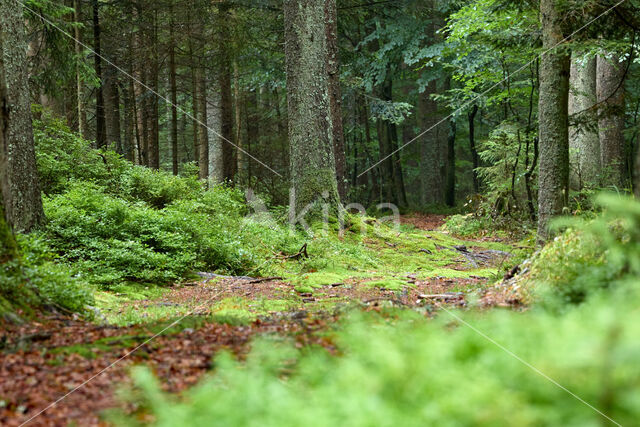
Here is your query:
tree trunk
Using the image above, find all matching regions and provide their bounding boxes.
[92,0,106,148]
[246,89,259,186]
[597,54,626,188]
[445,119,456,207]
[196,65,209,181]
[537,0,570,241]
[374,121,395,206]
[191,65,199,164]
[169,4,179,175]
[219,65,234,182]
[418,78,443,205]
[103,66,121,151]
[359,97,379,204]
[218,4,235,183]
[147,12,160,170]
[568,54,600,189]
[468,105,480,193]
[245,89,259,187]
[233,60,244,184]
[74,0,86,138]
[390,120,407,207]
[325,0,347,201]
[284,0,340,215]
[0,0,45,231]
[122,81,134,161]
[207,87,224,183]
[132,6,146,165]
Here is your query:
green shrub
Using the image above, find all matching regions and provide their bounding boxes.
[444,213,488,236]
[527,193,640,306]
[42,184,262,287]
[118,166,201,209]
[31,110,388,292]
[33,108,128,195]
[0,233,92,317]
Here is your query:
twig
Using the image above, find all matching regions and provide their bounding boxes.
[418,293,464,300]
[247,277,283,284]
[277,243,309,260]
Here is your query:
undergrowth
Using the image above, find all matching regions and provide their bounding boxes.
[113,194,640,426]
[524,193,640,307]
[0,233,92,319]
[116,288,640,426]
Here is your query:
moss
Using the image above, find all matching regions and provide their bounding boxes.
[291,168,342,221]
[95,286,176,326]
[365,279,408,291]
[212,309,256,326]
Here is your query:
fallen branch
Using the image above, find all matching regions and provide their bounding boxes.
[277,243,309,260]
[247,277,283,284]
[418,293,464,301]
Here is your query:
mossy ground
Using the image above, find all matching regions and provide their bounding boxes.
[90,215,530,328]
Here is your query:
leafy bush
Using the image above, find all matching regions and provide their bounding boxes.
[34,108,202,207]
[526,193,640,306]
[30,110,388,293]
[33,108,128,195]
[42,183,262,287]
[443,213,489,236]
[118,166,201,209]
[0,233,92,317]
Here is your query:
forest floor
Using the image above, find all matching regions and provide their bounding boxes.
[0,215,530,426]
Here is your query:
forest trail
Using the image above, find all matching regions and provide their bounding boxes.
[0,215,524,426]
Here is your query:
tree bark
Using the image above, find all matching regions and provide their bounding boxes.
[191,64,199,165]
[132,5,146,165]
[74,0,86,138]
[233,60,244,184]
[325,0,347,201]
[207,87,224,183]
[103,65,121,151]
[122,81,134,161]
[359,97,379,204]
[537,0,570,241]
[245,89,259,187]
[284,0,340,215]
[569,54,600,189]
[376,118,394,203]
[147,12,160,170]
[468,104,480,193]
[391,124,407,207]
[218,3,235,183]
[92,0,106,148]
[445,119,456,207]
[196,65,209,181]
[169,3,179,175]
[597,54,626,188]
[418,78,444,205]
[0,0,45,231]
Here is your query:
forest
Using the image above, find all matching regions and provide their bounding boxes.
[1,0,640,425]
